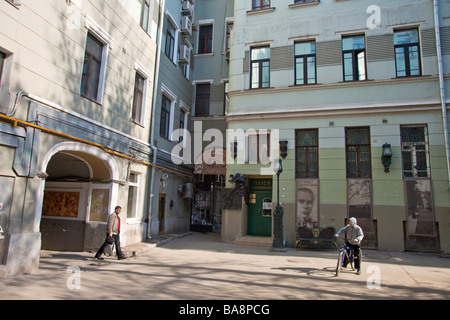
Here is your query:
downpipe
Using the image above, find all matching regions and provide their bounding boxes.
[433,0,450,190]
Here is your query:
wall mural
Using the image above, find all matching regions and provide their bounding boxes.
[405,179,436,237]
[347,179,373,234]
[42,191,80,218]
[89,189,110,222]
[296,179,318,228]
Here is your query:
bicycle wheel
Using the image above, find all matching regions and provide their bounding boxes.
[349,250,355,270]
[336,251,344,276]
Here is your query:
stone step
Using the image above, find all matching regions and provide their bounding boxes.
[234,236,273,247]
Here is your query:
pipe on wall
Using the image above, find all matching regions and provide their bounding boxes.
[433,0,450,190]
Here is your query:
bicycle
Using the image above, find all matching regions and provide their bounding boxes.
[333,236,357,276]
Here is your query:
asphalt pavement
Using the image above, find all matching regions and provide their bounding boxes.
[0,232,449,303]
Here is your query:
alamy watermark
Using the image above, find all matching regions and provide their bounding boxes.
[367,5,381,30]
[171,121,280,175]
[366,265,382,289]
[66,265,81,290]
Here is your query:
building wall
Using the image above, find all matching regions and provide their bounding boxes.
[225,0,450,252]
[0,0,159,274]
[148,0,195,236]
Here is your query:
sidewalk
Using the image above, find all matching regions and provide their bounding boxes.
[0,232,449,300]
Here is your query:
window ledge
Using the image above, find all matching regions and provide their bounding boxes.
[194,53,214,57]
[289,1,320,9]
[247,7,275,16]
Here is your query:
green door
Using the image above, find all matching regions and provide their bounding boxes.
[247,178,272,236]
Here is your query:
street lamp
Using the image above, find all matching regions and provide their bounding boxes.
[272,158,286,251]
[381,143,393,173]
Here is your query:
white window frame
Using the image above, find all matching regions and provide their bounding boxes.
[197,19,215,55]
[132,60,152,125]
[160,83,177,142]
[179,100,190,148]
[127,172,140,221]
[139,0,154,35]
[165,12,180,64]
[84,15,114,104]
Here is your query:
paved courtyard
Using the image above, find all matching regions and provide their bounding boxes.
[0,232,449,303]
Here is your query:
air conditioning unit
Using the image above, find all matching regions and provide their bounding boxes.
[181,16,192,36]
[179,45,191,65]
[182,1,194,16]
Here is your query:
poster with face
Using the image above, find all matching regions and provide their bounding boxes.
[405,179,436,237]
[296,179,318,228]
[347,179,372,233]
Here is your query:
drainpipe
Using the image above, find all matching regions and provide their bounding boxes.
[147,0,166,240]
[433,0,450,189]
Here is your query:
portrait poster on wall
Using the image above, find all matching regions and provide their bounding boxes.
[347,179,373,233]
[296,179,319,228]
[405,179,436,237]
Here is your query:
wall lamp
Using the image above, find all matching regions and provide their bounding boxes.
[381,143,392,173]
[279,140,288,159]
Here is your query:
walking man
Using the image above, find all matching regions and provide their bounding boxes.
[95,206,126,260]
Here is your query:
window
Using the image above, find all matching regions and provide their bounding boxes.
[247,132,270,164]
[252,0,270,10]
[160,95,172,139]
[225,22,233,53]
[250,46,270,89]
[295,41,316,85]
[165,21,176,61]
[139,0,152,34]
[179,109,187,143]
[295,129,318,178]
[198,24,213,54]
[294,0,316,3]
[195,83,210,116]
[394,29,421,77]
[342,36,366,81]
[345,127,371,178]
[401,125,430,178]
[132,72,145,124]
[81,33,104,101]
[0,52,5,85]
[127,173,139,219]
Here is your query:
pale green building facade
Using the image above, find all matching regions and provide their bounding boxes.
[223,0,450,253]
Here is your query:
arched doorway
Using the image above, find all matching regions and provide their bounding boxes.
[36,142,119,252]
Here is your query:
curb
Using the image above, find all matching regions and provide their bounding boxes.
[123,232,192,258]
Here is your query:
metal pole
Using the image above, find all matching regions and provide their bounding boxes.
[271,162,285,251]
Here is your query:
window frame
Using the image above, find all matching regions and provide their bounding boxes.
[81,16,113,104]
[294,41,317,85]
[195,83,211,117]
[0,52,5,84]
[394,28,422,78]
[252,0,271,10]
[165,20,176,61]
[127,172,140,221]
[250,46,270,89]
[139,0,153,34]
[345,126,372,179]
[80,32,104,102]
[132,72,145,125]
[295,128,319,178]
[160,94,172,140]
[400,124,430,178]
[198,24,214,54]
[342,35,367,82]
